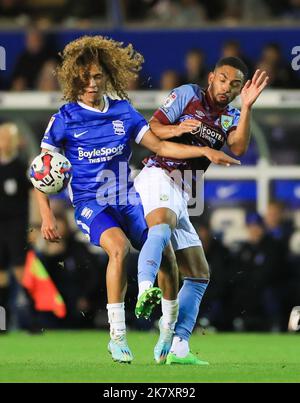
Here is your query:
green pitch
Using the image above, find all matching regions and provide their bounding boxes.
[0,331,299,383]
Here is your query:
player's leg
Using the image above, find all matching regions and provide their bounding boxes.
[135,207,177,319]
[152,243,179,363]
[122,198,179,363]
[76,205,133,363]
[134,167,179,319]
[167,245,210,365]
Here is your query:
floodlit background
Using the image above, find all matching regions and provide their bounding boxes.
[0,0,300,336]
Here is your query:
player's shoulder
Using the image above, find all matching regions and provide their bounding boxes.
[173,83,200,98]
[112,98,140,116]
[56,102,81,121]
[165,84,202,109]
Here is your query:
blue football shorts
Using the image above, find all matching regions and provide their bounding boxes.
[74,199,148,250]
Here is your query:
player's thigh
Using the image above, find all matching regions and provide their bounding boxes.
[175,246,210,279]
[134,166,181,228]
[75,202,122,247]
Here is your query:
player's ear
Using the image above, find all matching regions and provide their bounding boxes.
[208,72,214,86]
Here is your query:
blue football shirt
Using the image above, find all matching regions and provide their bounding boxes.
[41,96,149,208]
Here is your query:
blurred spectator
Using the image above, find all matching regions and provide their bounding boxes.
[123,0,157,21]
[0,0,27,18]
[194,221,233,331]
[256,43,300,88]
[182,48,208,88]
[221,40,254,76]
[63,0,107,27]
[36,60,59,92]
[141,0,205,26]
[10,29,57,90]
[264,200,294,245]
[229,212,285,331]
[282,0,300,20]
[160,69,181,90]
[172,0,206,26]
[220,0,271,23]
[0,122,33,330]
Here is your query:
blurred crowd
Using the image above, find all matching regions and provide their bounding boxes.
[156,42,300,91]
[1,28,299,92]
[1,0,300,28]
[0,123,299,334]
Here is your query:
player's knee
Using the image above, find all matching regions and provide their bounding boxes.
[106,239,130,260]
[148,223,172,248]
[187,260,210,280]
[197,261,210,280]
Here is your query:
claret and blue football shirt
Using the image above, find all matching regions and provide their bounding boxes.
[145,84,241,176]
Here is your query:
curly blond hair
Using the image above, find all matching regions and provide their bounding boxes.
[57,35,144,102]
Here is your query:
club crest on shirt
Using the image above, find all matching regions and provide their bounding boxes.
[112,120,125,135]
[220,115,233,131]
[160,194,169,201]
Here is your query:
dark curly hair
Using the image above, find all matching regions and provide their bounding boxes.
[57,35,144,102]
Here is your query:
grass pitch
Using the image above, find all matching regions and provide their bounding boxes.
[0,330,299,383]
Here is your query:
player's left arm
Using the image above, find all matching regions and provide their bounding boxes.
[227,69,269,156]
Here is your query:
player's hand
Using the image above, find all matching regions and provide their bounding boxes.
[241,69,269,108]
[204,148,241,166]
[174,119,200,137]
[41,213,61,243]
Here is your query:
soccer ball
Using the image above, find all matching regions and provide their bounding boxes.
[29,151,72,194]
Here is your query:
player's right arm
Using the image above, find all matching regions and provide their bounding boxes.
[33,115,65,242]
[34,148,61,242]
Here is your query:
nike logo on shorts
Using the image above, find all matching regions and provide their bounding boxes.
[74,130,88,138]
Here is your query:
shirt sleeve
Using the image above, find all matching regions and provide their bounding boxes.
[227,109,241,135]
[40,114,65,151]
[127,103,149,144]
[153,84,195,124]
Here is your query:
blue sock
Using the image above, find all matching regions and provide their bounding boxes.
[175,278,209,341]
[138,224,171,285]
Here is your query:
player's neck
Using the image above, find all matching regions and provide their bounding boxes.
[81,96,105,111]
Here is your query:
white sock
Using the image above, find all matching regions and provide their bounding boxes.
[170,336,189,358]
[107,302,126,339]
[138,280,153,299]
[161,298,179,330]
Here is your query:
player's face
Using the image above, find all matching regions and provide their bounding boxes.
[208,65,244,108]
[80,64,107,107]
